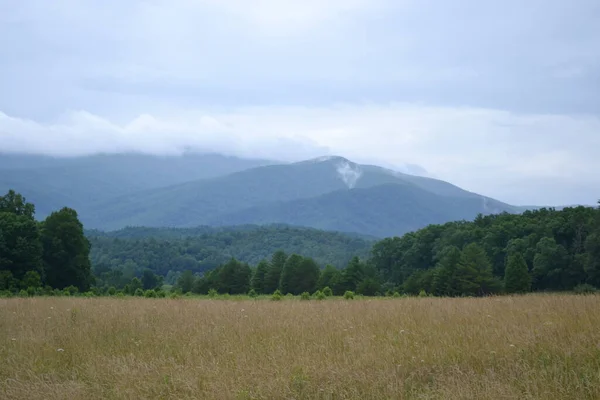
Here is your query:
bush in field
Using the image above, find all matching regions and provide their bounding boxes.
[393,291,401,298]
[116,292,125,298]
[418,290,428,297]
[315,291,326,300]
[208,288,218,298]
[300,291,310,300]
[272,290,282,301]
[65,285,79,296]
[322,287,333,297]
[248,289,258,298]
[107,287,117,296]
[169,292,180,299]
[156,290,166,298]
[144,289,157,298]
[344,291,355,300]
[134,288,144,297]
[18,289,28,297]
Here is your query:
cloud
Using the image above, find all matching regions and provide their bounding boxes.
[1,106,599,206]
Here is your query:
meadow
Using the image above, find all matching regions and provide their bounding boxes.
[1,295,599,400]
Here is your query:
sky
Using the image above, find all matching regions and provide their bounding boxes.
[0,0,599,206]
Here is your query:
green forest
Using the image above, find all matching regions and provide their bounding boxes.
[1,189,599,297]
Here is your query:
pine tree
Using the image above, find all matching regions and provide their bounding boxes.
[264,250,287,293]
[251,260,270,294]
[504,253,531,293]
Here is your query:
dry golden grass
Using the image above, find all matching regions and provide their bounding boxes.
[1,295,600,400]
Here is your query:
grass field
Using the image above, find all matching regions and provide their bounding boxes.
[1,295,600,400]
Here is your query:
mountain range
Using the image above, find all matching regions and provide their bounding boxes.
[0,152,521,237]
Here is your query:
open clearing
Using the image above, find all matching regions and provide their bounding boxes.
[1,295,599,400]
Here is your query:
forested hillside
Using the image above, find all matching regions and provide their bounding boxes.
[370,204,600,295]
[87,225,373,280]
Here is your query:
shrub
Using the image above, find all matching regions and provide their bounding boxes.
[65,285,79,296]
[156,290,166,298]
[26,286,36,297]
[134,288,144,297]
[44,286,54,296]
[300,291,310,300]
[315,290,326,300]
[107,287,117,296]
[83,291,94,297]
[169,292,180,299]
[144,289,157,298]
[0,290,12,298]
[574,284,597,295]
[18,289,28,297]
[248,289,258,298]
[418,290,428,298]
[385,290,394,297]
[344,291,355,300]
[53,288,62,296]
[272,290,282,301]
[393,291,401,298]
[322,287,333,297]
[116,292,125,298]
[208,288,218,298]
[62,289,71,296]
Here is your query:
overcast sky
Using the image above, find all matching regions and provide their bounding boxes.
[1,0,599,206]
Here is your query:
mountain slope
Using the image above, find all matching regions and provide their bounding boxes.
[85,156,513,231]
[87,224,374,274]
[0,152,275,218]
[210,183,515,237]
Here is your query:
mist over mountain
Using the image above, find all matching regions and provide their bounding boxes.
[0,152,520,237]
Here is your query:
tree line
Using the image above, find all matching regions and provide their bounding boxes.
[0,190,93,294]
[2,188,600,298]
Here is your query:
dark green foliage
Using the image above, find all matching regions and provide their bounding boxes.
[338,257,365,294]
[280,255,320,295]
[357,278,381,296]
[251,260,270,294]
[107,286,117,296]
[248,288,258,298]
[322,286,333,297]
[21,271,42,289]
[315,290,326,300]
[134,288,144,297]
[0,191,43,281]
[370,206,600,295]
[176,270,195,293]
[317,265,341,291]
[504,253,531,293]
[41,207,92,291]
[573,284,597,294]
[0,271,16,291]
[264,250,287,293]
[142,270,162,290]
[215,259,252,294]
[300,292,310,300]
[144,289,157,298]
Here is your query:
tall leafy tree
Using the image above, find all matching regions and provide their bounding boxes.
[532,237,569,290]
[41,207,92,291]
[504,253,531,293]
[177,270,195,293]
[431,246,461,296]
[0,191,43,281]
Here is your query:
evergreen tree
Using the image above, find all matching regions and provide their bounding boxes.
[279,254,304,295]
[504,253,531,293]
[251,259,270,294]
[216,258,251,294]
[532,237,569,290]
[41,207,92,291]
[455,243,498,296]
[264,250,287,293]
